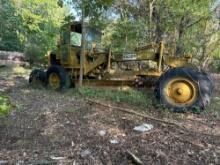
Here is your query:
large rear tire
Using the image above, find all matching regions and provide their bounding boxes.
[154,67,213,112]
[46,65,70,90]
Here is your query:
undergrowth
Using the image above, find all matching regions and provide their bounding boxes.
[0,95,11,116]
[70,87,153,109]
[0,66,30,77]
[202,96,220,118]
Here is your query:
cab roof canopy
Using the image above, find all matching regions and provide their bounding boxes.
[62,21,101,34]
[70,22,82,33]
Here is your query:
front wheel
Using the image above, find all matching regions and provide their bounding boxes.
[46,65,70,90]
[154,67,213,112]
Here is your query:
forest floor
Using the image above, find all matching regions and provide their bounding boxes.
[0,65,220,165]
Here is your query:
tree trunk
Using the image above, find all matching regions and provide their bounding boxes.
[153,4,163,43]
[175,16,185,56]
[149,0,156,39]
[79,1,86,87]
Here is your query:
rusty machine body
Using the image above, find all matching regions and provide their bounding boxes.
[29,22,213,112]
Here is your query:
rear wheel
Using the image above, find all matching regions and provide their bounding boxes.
[155,67,213,112]
[46,65,70,90]
[29,69,46,86]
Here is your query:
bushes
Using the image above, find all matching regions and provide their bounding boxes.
[0,96,11,116]
[208,60,220,73]
[24,43,47,67]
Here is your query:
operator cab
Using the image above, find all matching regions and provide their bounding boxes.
[61,22,102,48]
[57,22,103,67]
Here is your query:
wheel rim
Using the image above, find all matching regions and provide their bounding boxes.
[48,73,60,89]
[165,78,197,106]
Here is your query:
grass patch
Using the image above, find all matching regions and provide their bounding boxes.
[202,96,220,118]
[70,87,153,109]
[0,66,30,77]
[12,66,31,76]
[0,95,11,116]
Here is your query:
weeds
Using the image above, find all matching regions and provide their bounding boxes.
[202,97,220,118]
[15,104,24,112]
[0,95,11,116]
[70,87,153,109]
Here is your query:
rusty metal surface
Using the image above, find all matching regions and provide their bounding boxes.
[46,22,193,86]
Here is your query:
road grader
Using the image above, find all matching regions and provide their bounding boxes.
[29,21,213,112]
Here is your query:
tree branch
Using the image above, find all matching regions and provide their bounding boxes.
[185,16,209,29]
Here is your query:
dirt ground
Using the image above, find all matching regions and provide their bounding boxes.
[0,66,220,165]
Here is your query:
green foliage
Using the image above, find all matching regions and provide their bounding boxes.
[0,95,11,116]
[0,0,23,51]
[208,60,220,72]
[0,0,66,64]
[0,0,219,69]
[70,0,113,18]
[102,19,147,52]
[101,0,220,66]
[24,43,44,65]
[16,0,66,64]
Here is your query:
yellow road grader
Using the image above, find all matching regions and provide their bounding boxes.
[29,22,213,112]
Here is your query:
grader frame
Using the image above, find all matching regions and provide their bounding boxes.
[30,21,213,112]
[47,22,191,86]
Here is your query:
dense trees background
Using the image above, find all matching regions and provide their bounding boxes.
[0,0,220,70]
[0,0,66,64]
